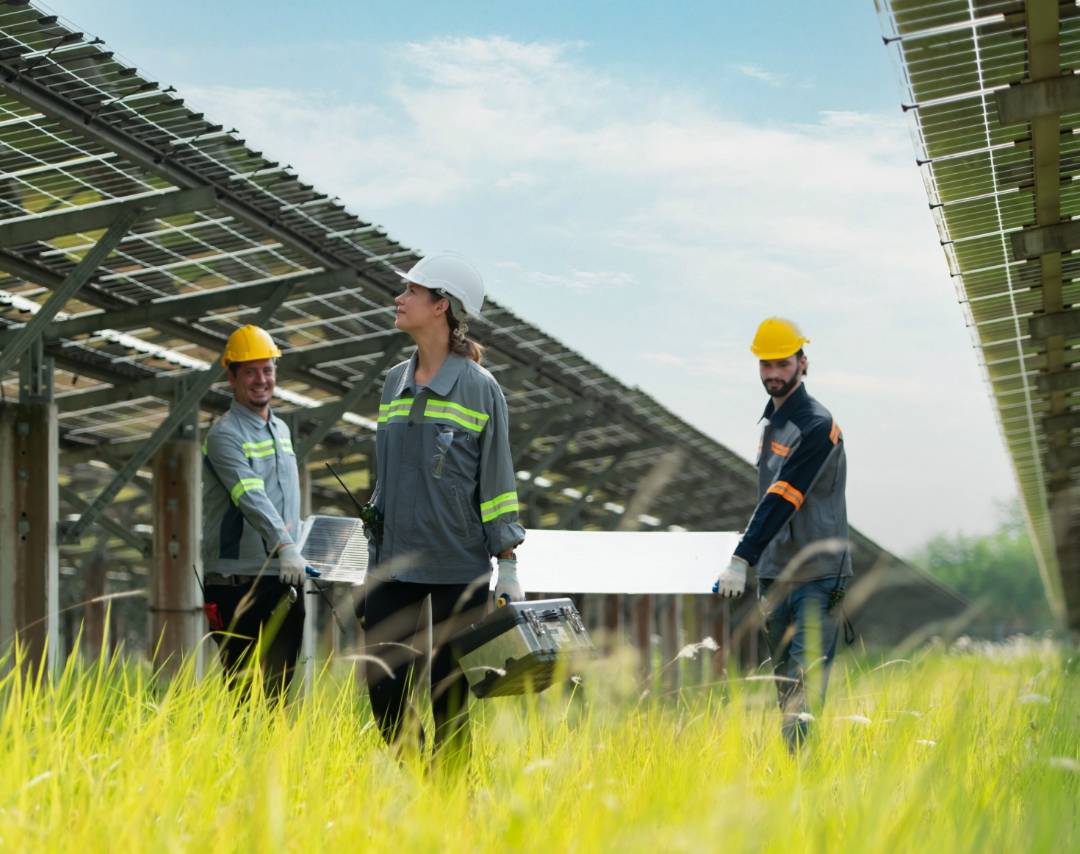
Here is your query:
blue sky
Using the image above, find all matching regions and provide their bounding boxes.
[41,1,1018,554]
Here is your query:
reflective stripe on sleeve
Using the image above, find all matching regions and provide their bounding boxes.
[829,421,842,445]
[770,441,791,457]
[480,490,519,522]
[766,480,804,510]
[230,477,266,505]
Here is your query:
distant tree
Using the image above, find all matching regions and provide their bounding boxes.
[909,501,1054,637]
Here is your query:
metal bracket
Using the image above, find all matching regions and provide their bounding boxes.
[0,206,141,379]
[295,346,402,458]
[59,485,151,557]
[18,337,53,402]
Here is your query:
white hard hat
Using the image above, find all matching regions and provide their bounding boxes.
[401,252,485,317]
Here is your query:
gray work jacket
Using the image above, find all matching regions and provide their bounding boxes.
[368,353,525,584]
[735,385,852,583]
[201,400,302,575]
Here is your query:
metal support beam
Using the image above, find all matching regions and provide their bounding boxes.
[58,485,151,556]
[994,74,1080,125]
[0,186,215,247]
[59,278,303,543]
[278,332,405,372]
[511,407,566,464]
[0,61,403,303]
[1045,410,1080,433]
[556,453,625,528]
[295,347,402,458]
[519,432,580,500]
[0,207,141,377]
[1037,368,1080,394]
[1010,220,1080,261]
[0,268,357,349]
[1046,444,1080,471]
[1030,309,1080,339]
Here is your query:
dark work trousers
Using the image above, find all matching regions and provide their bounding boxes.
[758,576,846,752]
[362,578,489,765]
[205,577,306,702]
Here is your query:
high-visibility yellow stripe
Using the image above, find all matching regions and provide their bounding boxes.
[425,399,489,424]
[245,447,277,459]
[482,501,520,523]
[766,480,804,510]
[378,397,414,424]
[480,491,519,522]
[242,439,275,450]
[424,400,488,432]
[230,477,265,505]
[277,438,294,454]
[480,491,518,513]
[424,410,484,432]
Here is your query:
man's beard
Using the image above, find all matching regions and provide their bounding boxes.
[762,373,800,398]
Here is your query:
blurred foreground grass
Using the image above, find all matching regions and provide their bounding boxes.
[0,636,1075,852]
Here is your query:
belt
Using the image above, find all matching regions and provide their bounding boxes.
[203,573,254,587]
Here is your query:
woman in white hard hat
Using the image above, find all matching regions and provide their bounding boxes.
[361,252,525,766]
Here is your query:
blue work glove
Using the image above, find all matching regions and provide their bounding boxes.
[494,557,523,606]
[713,555,748,597]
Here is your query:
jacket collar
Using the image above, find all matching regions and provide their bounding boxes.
[229,398,274,428]
[399,352,467,398]
[761,383,809,427]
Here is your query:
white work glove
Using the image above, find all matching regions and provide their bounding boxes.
[494,557,523,606]
[713,555,749,598]
[278,544,306,586]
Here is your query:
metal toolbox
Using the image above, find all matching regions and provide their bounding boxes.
[452,598,595,698]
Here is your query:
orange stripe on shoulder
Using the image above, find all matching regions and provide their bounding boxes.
[829,420,842,445]
[766,480,805,509]
[769,441,791,457]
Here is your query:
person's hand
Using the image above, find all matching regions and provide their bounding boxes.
[278,544,306,586]
[713,555,749,597]
[494,557,523,605]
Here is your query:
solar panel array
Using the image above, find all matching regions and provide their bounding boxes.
[0,1,928,595]
[879,0,1080,628]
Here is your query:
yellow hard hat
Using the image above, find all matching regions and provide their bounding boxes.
[221,324,282,368]
[750,317,810,360]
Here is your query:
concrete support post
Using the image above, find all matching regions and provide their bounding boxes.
[150,435,203,677]
[0,398,59,676]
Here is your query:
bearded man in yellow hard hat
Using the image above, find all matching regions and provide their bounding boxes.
[713,317,852,751]
[200,324,308,699]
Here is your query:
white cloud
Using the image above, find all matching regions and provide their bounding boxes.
[734,63,787,87]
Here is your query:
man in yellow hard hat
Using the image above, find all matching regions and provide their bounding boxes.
[200,324,308,699]
[714,317,852,751]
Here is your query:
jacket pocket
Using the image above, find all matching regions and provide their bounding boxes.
[431,427,455,479]
[447,482,469,536]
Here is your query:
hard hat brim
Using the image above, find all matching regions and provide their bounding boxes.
[750,341,809,360]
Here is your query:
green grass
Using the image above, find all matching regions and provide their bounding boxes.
[0,636,1075,852]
